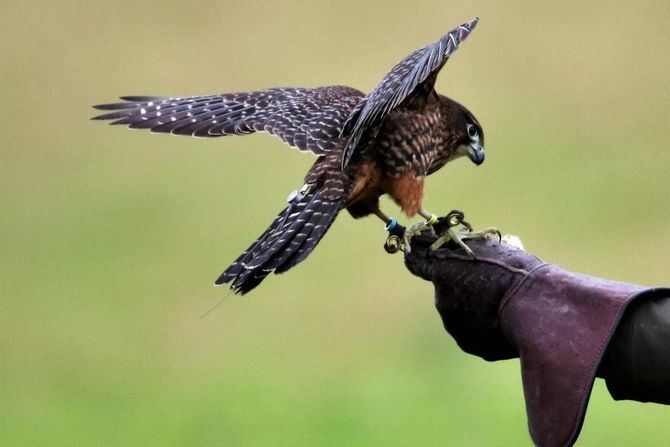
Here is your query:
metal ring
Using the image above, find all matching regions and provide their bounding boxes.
[446,210,464,227]
[384,235,401,254]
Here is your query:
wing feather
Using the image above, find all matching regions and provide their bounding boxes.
[93,86,364,155]
[340,18,479,167]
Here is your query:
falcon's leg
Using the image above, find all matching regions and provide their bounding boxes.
[373,208,408,254]
[404,209,438,234]
[429,210,501,257]
[376,208,438,253]
[401,210,439,252]
[374,208,441,253]
[373,208,393,226]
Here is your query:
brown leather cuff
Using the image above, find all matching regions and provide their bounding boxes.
[405,236,667,447]
[500,264,648,447]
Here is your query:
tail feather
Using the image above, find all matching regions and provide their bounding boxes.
[215,188,344,294]
[274,200,340,273]
[243,191,321,270]
[217,208,288,282]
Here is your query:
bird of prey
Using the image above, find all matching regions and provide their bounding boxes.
[93,17,494,294]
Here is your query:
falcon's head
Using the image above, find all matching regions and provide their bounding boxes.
[463,120,485,165]
[442,98,485,166]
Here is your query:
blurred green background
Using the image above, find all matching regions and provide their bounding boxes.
[2,1,669,445]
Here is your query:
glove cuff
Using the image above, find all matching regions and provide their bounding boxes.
[499,263,653,447]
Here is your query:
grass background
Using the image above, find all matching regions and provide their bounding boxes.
[2,1,669,445]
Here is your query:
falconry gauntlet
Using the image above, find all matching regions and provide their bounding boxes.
[405,236,670,447]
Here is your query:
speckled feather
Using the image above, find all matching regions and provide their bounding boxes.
[340,17,478,167]
[92,18,482,294]
[93,87,363,155]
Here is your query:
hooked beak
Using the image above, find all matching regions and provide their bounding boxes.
[468,144,485,166]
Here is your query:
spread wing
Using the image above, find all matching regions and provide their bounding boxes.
[340,17,479,167]
[92,86,364,155]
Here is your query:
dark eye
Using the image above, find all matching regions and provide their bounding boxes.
[467,124,478,139]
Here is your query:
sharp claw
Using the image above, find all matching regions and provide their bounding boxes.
[452,230,475,257]
[399,219,438,253]
[463,227,501,242]
[430,225,500,256]
[430,228,473,255]
[384,210,498,257]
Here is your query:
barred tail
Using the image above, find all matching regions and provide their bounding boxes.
[215,188,344,295]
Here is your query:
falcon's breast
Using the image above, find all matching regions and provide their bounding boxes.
[371,107,448,178]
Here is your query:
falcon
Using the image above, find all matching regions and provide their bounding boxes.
[93,18,495,294]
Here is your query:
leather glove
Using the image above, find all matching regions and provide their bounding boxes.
[405,235,669,447]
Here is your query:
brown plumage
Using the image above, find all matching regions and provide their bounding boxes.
[92,18,485,294]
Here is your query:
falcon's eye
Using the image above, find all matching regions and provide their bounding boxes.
[467,124,479,140]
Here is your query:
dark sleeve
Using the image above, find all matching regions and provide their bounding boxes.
[598,294,670,404]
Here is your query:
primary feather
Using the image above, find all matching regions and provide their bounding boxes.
[93,86,364,155]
